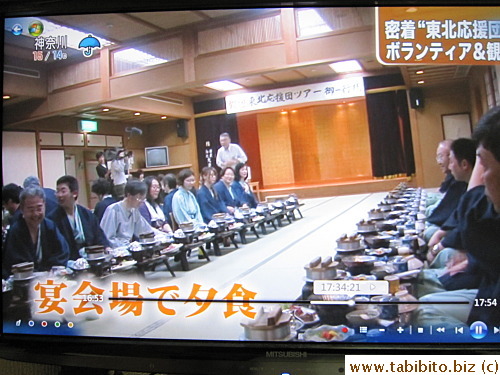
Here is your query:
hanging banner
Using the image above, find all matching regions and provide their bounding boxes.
[225,76,365,114]
[376,6,500,65]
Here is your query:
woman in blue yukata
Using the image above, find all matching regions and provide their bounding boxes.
[171,169,204,226]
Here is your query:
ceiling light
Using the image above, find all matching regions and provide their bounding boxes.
[204,80,243,91]
[297,9,332,37]
[3,95,11,100]
[329,60,363,73]
[102,108,110,112]
[417,80,425,84]
[134,112,141,116]
[416,70,424,75]
[161,116,167,120]
[114,48,168,67]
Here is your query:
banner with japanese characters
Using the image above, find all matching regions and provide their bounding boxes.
[376,7,500,65]
[8,273,262,340]
[225,77,365,114]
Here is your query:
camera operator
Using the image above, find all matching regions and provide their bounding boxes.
[110,149,129,200]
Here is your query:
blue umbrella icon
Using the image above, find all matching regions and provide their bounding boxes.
[78,35,101,57]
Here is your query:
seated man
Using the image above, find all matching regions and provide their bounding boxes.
[100,179,162,248]
[415,106,500,328]
[415,185,485,298]
[426,140,453,209]
[92,178,116,224]
[423,138,475,243]
[23,175,58,214]
[3,186,69,278]
[425,138,477,256]
[2,183,23,226]
[48,175,110,260]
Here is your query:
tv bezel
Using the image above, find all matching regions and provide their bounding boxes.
[2,0,499,372]
[145,146,170,168]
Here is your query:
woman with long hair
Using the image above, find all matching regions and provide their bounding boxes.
[139,175,172,232]
[197,166,227,223]
[232,162,258,208]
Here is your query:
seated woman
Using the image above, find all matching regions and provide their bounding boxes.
[232,163,258,208]
[100,179,163,248]
[48,175,110,260]
[213,167,241,215]
[92,178,116,224]
[171,169,204,226]
[162,173,178,226]
[197,166,227,223]
[139,176,172,233]
[3,186,69,278]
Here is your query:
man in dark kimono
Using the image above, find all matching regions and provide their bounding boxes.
[48,175,110,260]
[3,186,69,278]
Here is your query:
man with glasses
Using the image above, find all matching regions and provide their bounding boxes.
[100,179,162,248]
[2,186,69,278]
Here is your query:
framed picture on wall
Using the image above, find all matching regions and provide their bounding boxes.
[441,113,472,140]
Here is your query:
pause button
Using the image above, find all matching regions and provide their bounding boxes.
[469,321,488,339]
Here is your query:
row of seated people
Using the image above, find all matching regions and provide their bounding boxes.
[94,163,257,230]
[2,162,260,278]
[413,106,500,328]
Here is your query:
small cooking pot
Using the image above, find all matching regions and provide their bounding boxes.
[342,255,377,275]
[357,220,378,233]
[336,247,365,259]
[179,222,195,233]
[336,234,363,250]
[368,209,385,220]
[85,245,105,260]
[304,256,338,280]
[138,232,155,243]
[378,201,392,211]
[11,262,34,280]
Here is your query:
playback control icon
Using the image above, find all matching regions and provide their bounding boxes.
[470,321,488,339]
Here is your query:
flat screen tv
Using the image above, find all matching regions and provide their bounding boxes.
[145,146,169,168]
[1,0,499,373]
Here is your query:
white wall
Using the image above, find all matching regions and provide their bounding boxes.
[2,131,38,186]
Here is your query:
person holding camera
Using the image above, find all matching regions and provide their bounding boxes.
[110,149,129,200]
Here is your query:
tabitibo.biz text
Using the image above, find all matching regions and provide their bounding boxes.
[346,355,499,375]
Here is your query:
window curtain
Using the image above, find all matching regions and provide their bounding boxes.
[365,90,415,178]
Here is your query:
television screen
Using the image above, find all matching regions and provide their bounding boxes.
[145,146,169,168]
[1,1,499,373]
